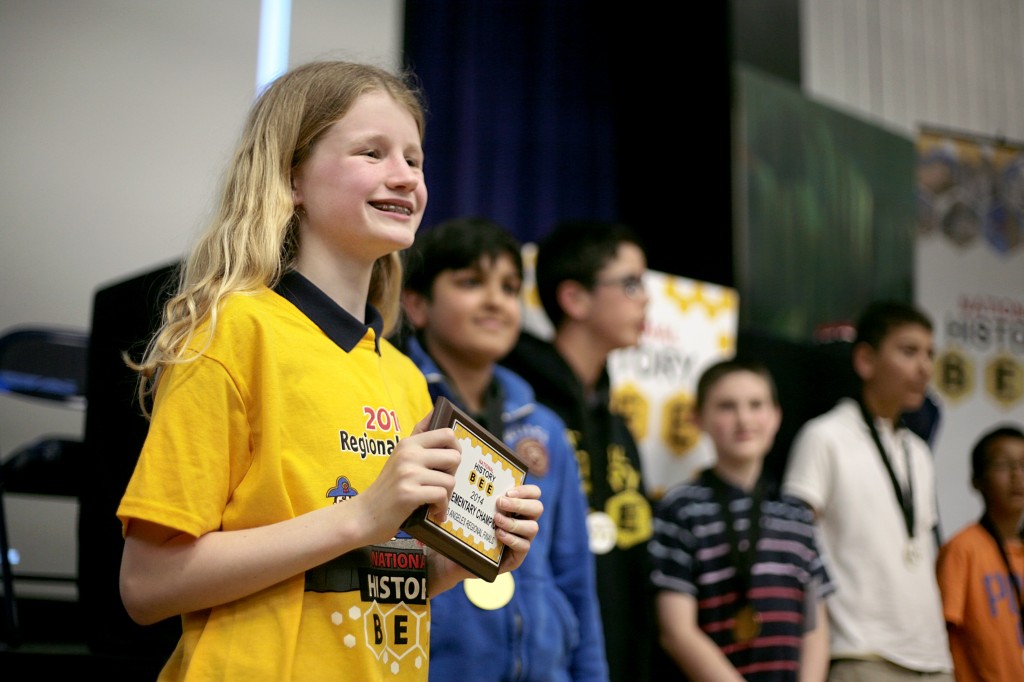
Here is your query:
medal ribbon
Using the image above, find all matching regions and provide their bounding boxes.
[978,513,1024,644]
[706,469,765,611]
[858,400,915,541]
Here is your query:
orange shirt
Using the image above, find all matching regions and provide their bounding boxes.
[937,523,1024,682]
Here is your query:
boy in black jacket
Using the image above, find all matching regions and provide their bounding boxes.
[503,220,659,681]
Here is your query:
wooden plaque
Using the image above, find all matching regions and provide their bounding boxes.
[402,396,529,582]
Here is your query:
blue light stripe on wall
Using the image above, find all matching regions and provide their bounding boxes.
[256,0,291,96]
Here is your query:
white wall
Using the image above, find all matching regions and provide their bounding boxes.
[801,0,1024,143]
[0,0,401,597]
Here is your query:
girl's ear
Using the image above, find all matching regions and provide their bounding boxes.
[290,169,303,206]
[555,280,591,322]
[400,289,429,329]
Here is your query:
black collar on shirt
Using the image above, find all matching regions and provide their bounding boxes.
[274,270,383,355]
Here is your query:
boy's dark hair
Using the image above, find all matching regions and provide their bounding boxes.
[534,220,644,328]
[695,357,779,411]
[402,216,522,296]
[854,300,933,350]
[970,424,1024,481]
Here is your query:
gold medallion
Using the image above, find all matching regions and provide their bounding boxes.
[464,573,515,610]
[732,604,762,643]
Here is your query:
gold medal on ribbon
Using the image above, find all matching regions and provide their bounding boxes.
[732,603,762,643]
[464,573,515,610]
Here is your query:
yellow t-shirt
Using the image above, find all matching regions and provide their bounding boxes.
[118,285,434,680]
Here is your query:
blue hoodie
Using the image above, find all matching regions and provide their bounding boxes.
[404,337,608,681]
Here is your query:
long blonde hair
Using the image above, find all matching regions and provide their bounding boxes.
[131,61,426,414]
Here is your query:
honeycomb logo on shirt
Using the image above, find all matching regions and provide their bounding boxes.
[604,445,653,549]
[312,541,431,675]
[327,602,428,676]
[364,601,428,674]
[605,488,652,550]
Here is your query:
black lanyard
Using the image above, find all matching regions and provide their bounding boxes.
[473,377,506,436]
[858,400,915,540]
[978,513,1024,642]
[706,469,765,605]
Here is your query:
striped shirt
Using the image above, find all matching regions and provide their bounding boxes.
[649,469,834,681]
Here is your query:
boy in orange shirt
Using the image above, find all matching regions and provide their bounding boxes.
[937,424,1024,681]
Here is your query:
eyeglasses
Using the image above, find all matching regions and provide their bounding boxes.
[987,460,1024,475]
[594,274,646,299]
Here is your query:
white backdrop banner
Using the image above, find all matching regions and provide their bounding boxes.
[916,129,1024,539]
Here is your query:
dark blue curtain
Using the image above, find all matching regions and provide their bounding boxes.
[403,0,617,246]
[402,0,734,286]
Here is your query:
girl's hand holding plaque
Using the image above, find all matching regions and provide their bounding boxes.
[402,397,533,582]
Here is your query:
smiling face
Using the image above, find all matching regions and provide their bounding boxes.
[291,90,427,269]
[698,369,781,472]
[404,253,523,369]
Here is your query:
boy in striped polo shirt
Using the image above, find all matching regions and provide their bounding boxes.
[649,359,834,681]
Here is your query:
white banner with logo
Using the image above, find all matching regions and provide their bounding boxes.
[916,129,1024,539]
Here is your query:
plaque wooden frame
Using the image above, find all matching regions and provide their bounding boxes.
[402,397,529,582]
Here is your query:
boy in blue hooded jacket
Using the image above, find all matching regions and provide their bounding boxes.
[398,216,607,681]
